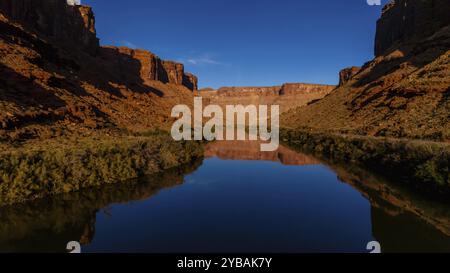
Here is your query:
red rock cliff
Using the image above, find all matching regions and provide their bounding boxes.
[99,47,198,90]
[280,83,335,95]
[282,0,450,139]
[338,66,361,87]
[375,0,450,56]
[198,83,335,113]
[0,0,198,91]
[0,0,199,141]
[0,0,99,54]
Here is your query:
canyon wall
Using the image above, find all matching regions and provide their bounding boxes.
[198,83,335,113]
[0,0,199,141]
[183,73,198,91]
[0,0,197,91]
[99,47,198,90]
[0,0,99,54]
[375,0,450,56]
[282,0,450,139]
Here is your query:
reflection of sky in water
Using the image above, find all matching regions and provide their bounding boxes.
[2,147,450,253]
[84,157,374,253]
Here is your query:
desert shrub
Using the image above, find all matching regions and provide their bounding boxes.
[281,128,450,194]
[0,131,203,205]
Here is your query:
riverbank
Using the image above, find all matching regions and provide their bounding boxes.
[280,128,450,195]
[0,131,203,206]
[0,160,204,252]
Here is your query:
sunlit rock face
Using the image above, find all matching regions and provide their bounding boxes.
[198,83,336,114]
[99,46,198,91]
[0,0,199,143]
[338,66,361,87]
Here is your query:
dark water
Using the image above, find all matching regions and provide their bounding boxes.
[1,142,450,253]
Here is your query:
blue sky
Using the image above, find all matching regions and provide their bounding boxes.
[83,0,387,88]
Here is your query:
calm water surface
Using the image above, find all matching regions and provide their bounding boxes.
[1,142,450,253]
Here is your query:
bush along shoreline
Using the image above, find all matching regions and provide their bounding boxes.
[280,128,450,195]
[0,131,203,206]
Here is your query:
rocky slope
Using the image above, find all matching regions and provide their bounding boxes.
[0,0,197,143]
[282,0,450,140]
[198,83,335,113]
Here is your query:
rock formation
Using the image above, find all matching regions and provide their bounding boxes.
[0,0,198,142]
[338,66,361,87]
[0,0,99,54]
[198,83,335,113]
[183,73,198,91]
[0,0,197,89]
[100,47,198,90]
[282,0,450,140]
[375,0,450,56]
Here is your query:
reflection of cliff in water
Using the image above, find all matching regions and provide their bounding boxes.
[2,141,450,253]
[205,140,320,166]
[209,141,450,252]
[0,160,203,253]
[329,163,450,252]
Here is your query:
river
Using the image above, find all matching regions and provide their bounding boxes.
[1,141,450,253]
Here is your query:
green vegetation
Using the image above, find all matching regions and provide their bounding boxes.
[0,131,203,206]
[281,128,450,194]
[0,161,203,252]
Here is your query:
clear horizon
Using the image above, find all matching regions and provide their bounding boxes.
[83,0,386,89]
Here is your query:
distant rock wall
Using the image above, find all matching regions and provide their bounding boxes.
[198,83,335,113]
[375,0,450,56]
[280,83,335,96]
[100,47,198,90]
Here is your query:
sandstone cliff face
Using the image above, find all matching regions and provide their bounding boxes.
[0,0,99,54]
[161,61,184,85]
[338,66,361,87]
[198,84,335,113]
[0,0,198,142]
[375,0,450,56]
[183,73,198,91]
[0,0,197,91]
[282,0,450,140]
[280,83,335,95]
[216,86,281,96]
[99,47,198,91]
